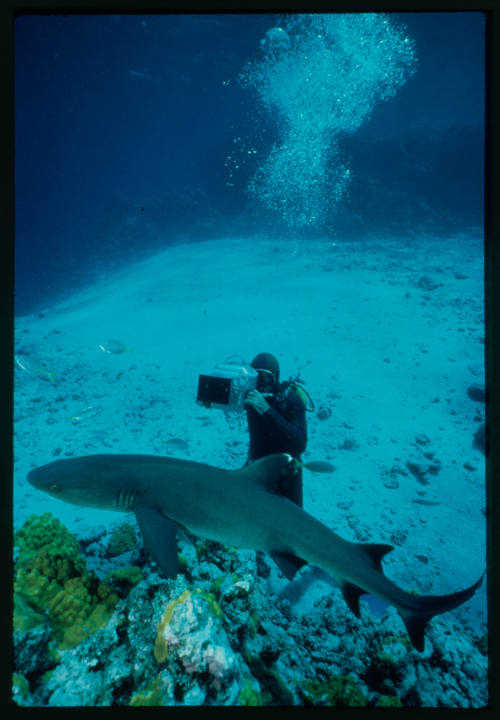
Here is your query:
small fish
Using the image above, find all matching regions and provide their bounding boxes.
[15,354,56,382]
[128,69,151,80]
[412,498,441,506]
[163,438,189,451]
[66,406,96,422]
[98,339,132,355]
[301,460,336,473]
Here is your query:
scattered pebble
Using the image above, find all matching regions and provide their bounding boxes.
[463,462,477,472]
[473,424,485,455]
[384,478,400,489]
[316,406,332,421]
[417,276,442,291]
[339,438,359,451]
[467,385,485,403]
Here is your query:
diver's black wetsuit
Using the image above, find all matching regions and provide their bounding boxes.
[246,384,307,507]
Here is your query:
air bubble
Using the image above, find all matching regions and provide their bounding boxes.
[239,13,417,228]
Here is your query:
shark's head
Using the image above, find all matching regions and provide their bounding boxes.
[27,455,123,510]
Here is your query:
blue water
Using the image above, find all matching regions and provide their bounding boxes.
[15,12,484,316]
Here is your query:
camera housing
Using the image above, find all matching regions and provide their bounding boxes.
[197,364,259,411]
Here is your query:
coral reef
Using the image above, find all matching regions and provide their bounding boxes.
[105,566,143,597]
[153,587,246,703]
[14,513,118,650]
[15,512,85,573]
[106,522,137,558]
[302,674,368,706]
[129,673,174,706]
[13,517,488,707]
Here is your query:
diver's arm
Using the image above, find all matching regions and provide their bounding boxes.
[258,392,307,455]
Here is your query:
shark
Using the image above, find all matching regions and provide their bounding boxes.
[27,452,483,652]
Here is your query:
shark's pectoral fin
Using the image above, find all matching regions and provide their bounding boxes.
[340,581,366,618]
[135,507,182,578]
[271,551,307,580]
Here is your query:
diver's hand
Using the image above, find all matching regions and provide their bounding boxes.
[244,389,270,415]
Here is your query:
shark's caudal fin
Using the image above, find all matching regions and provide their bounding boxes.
[398,574,485,652]
[339,542,484,651]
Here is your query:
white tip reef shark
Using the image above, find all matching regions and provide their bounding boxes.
[27,452,483,652]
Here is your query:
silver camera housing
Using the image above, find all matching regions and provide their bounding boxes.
[197,364,259,411]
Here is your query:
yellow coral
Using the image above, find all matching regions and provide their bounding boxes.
[130,675,166,706]
[153,588,223,663]
[154,590,192,663]
[14,518,118,649]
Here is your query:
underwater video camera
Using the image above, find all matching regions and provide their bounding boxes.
[197,364,260,411]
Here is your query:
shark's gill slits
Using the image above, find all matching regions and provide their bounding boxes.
[115,489,143,511]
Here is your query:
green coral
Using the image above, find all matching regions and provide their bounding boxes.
[14,512,85,573]
[377,694,403,707]
[242,647,294,706]
[238,678,263,706]
[195,588,222,619]
[302,675,367,707]
[370,634,411,686]
[14,513,118,649]
[177,553,189,575]
[195,539,210,559]
[12,673,29,704]
[247,609,260,638]
[106,522,137,557]
[194,537,236,563]
[209,575,225,599]
[130,675,166,706]
[105,565,142,596]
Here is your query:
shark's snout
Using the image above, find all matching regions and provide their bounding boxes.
[27,460,66,492]
[27,467,43,488]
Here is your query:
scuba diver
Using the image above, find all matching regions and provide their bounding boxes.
[244,352,308,508]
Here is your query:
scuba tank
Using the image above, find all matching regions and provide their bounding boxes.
[283,375,315,412]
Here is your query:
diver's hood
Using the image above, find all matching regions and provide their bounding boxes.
[250,352,280,389]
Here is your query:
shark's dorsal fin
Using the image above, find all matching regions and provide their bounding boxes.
[235,454,293,494]
[355,542,394,571]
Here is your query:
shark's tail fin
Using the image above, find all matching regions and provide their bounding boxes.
[338,543,484,652]
[399,574,484,651]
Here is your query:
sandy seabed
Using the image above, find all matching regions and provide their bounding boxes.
[14,231,487,635]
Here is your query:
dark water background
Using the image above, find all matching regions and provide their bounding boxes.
[15,12,484,316]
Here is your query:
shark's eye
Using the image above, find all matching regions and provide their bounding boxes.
[49,483,62,493]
